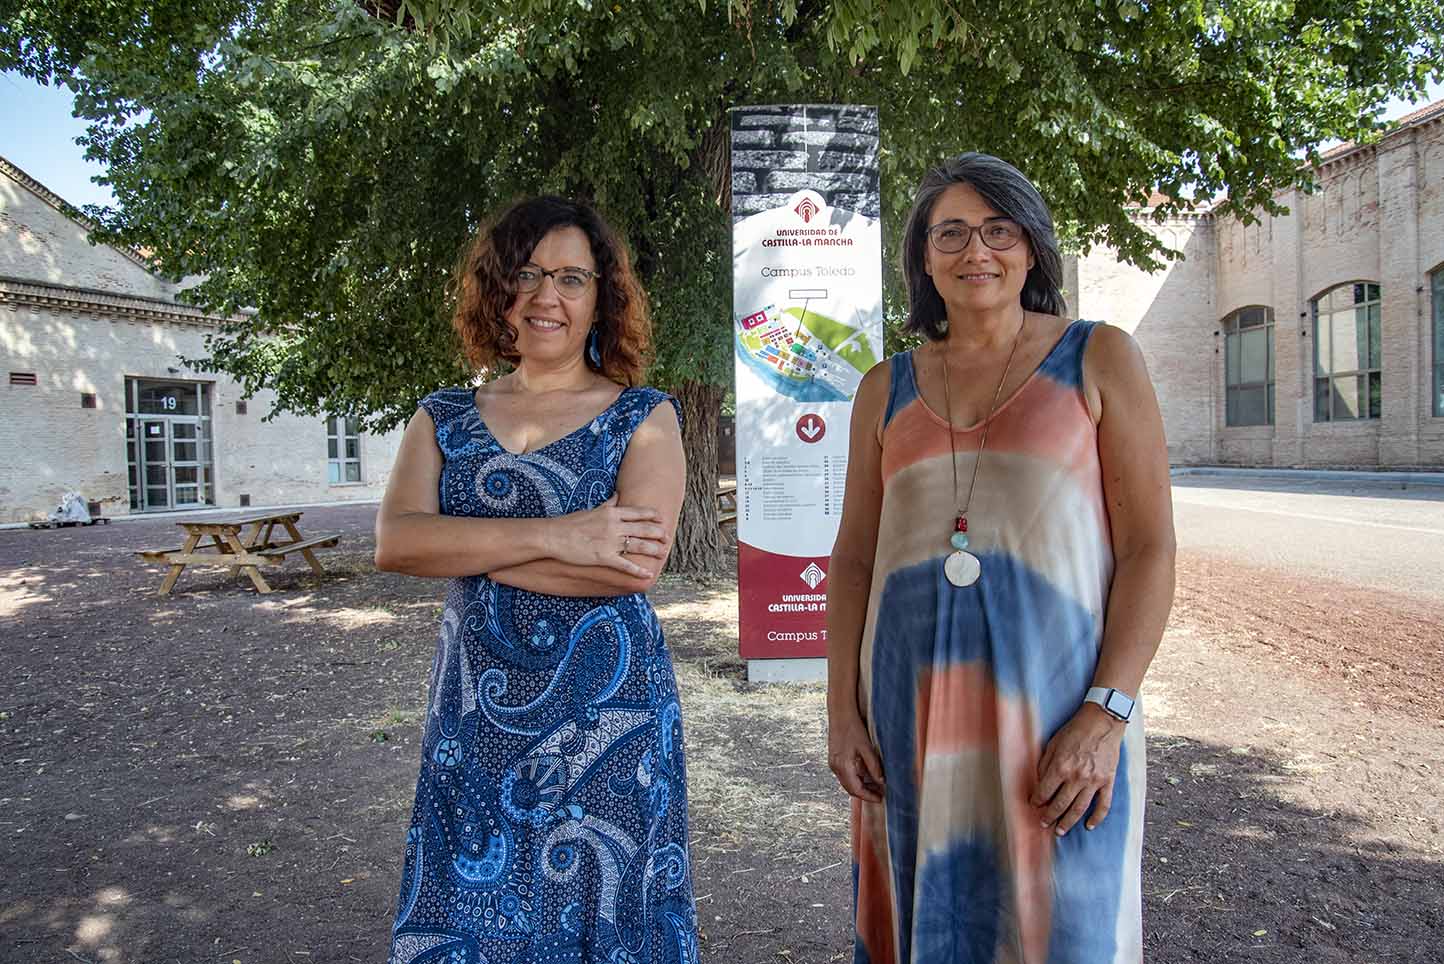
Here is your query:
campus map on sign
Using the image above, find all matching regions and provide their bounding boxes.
[732,192,882,404]
[733,300,877,402]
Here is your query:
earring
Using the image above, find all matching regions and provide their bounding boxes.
[587,326,602,368]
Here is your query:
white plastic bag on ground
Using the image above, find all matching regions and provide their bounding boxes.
[48,491,92,525]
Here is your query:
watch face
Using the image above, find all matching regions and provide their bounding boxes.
[1105,690,1133,719]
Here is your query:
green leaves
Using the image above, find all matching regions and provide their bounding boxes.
[6,0,1439,424]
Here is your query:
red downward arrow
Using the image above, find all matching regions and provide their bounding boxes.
[795,414,826,443]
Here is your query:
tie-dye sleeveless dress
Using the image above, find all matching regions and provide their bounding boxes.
[389,385,698,964]
[851,320,1145,964]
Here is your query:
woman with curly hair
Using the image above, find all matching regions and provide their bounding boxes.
[376,196,696,964]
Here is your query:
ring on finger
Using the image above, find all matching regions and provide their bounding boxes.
[622,535,631,554]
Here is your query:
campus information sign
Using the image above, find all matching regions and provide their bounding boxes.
[730,105,884,679]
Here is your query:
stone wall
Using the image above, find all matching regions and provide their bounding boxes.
[0,160,173,300]
[0,159,404,522]
[730,105,880,220]
[1212,115,1444,469]
[1072,215,1217,465]
[0,298,401,522]
[1074,110,1444,470]
[1420,120,1444,464]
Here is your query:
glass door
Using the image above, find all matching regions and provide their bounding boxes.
[169,419,206,508]
[140,419,172,510]
[126,378,216,512]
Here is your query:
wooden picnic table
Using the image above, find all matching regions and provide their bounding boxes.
[717,480,737,527]
[135,511,342,595]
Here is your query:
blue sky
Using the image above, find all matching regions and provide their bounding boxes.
[1,70,120,207]
[2,68,1442,211]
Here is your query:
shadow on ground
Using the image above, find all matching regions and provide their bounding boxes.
[1142,736,1440,962]
[2,504,1438,962]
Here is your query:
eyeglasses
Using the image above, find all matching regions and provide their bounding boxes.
[927,218,1025,253]
[513,264,598,299]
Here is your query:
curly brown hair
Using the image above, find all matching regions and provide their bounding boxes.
[451,196,652,385]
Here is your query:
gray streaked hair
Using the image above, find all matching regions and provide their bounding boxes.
[901,152,1066,340]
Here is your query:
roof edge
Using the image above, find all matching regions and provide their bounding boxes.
[0,154,156,275]
[0,276,225,327]
[1316,97,1444,167]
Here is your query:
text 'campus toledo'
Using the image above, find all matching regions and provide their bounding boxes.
[759,265,860,278]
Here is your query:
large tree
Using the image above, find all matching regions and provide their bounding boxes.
[4,0,1439,571]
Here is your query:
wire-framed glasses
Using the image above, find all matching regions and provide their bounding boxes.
[513,264,599,299]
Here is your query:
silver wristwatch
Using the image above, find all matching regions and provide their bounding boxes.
[1084,686,1135,723]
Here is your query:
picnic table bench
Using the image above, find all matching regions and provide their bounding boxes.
[135,511,341,595]
[717,481,737,527]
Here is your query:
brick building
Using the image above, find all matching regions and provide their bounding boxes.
[0,156,402,523]
[1071,99,1444,469]
[6,98,1442,523]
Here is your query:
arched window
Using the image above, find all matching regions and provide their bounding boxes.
[1312,283,1381,422]
[1432,268,1443,417]
[1222,306,1274,426]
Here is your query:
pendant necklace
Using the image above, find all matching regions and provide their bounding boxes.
[940,314,1025,588]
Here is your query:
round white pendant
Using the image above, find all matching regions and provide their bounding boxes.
[943,549,981,587]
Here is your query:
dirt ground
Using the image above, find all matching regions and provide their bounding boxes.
[1,504,1440,963]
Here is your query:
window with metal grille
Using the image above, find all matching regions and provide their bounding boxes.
[81,393,98,409]
[1222,306,1274,426]
[1432,269,1443,418]
[326,416,363,483]
[1312,283,1381,422]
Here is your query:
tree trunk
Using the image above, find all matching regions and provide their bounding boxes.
[666,379,729,575]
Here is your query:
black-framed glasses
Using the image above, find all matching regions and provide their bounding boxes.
[513,264,598,299]
[927,218,1025,253]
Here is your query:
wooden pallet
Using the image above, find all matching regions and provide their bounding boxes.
[27,518,111,529]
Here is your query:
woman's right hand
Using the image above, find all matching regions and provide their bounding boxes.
[547,494,669,578]
[829,710,886,803]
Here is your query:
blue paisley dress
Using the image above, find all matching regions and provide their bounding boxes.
[389,386,698,964]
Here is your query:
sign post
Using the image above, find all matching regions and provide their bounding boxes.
[729,105,884,683]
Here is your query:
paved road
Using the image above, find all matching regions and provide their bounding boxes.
[1171,476,1444,601]
[6,476,1441,603]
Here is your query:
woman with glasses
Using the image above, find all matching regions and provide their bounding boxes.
[376,196,696,963]
[826,154,1175,962]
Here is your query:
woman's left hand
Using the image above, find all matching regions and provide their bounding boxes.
[1030,704,1126,836]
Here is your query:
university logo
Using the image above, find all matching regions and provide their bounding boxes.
[798,562,826,589]
[793,197,820,223]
